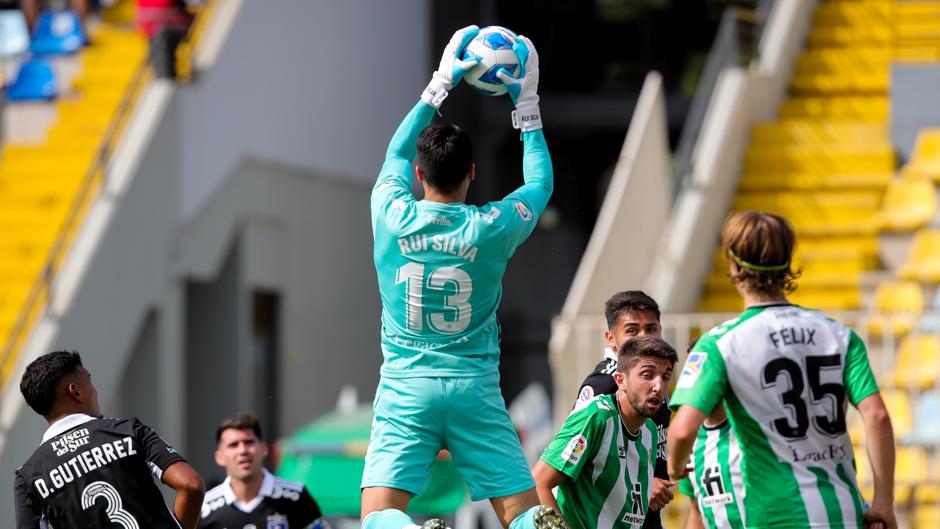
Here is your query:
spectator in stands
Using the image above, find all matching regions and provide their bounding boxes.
[137,0,192,78]
[21,0,89,33]
[198,413,326,529]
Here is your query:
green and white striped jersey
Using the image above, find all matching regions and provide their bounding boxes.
[540,393,657,529]
[671,303,879,529]
[679,418,745,529]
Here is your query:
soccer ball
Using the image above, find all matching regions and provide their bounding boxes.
[461,26,521,96]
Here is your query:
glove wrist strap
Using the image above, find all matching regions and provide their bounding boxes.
[421,75,451,109]
[511,102,542,131]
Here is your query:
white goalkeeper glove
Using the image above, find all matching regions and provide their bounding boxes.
[497,35,541,131]
[421,25,481,109]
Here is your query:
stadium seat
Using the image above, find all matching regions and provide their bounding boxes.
[866,281,924,338]
[904,128,940,182]
[0,10,30,58]
[881,389,913,440]
[30,10,85,56]
[907,390,940,446]
[895,447,929,504]
[914,504,940,529]
[872,178,937,232]
[5,59,57,101]
[898,229,940,282]
[779,97,889,122]
[890,335,940,391]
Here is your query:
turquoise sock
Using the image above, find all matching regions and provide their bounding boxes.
[363,509,415,529]
[509,506,540,529]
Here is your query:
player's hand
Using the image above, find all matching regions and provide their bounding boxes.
[863,501,897,529]
[421,25,480,108]
[648,478,675,511]
[496,35,542,131]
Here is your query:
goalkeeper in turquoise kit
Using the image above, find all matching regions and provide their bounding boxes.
[361,25,560,529]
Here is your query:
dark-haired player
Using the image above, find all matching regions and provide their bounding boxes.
[14,350,205,529]
[534,336,678,529]
[362,25,559,529]
[199,413,323,529]
[573,290,675,526]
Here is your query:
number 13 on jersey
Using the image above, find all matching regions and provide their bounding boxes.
[396,263,473,334]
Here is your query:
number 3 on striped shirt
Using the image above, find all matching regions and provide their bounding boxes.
[396,263,472,334]
[82,481,140,529]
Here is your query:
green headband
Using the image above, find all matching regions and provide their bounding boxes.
[728,249,790,272]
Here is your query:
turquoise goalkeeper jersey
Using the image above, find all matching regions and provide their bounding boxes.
[371,101,553,379]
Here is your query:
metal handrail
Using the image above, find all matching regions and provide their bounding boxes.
[671,1,774,196]
[0,54,153,389]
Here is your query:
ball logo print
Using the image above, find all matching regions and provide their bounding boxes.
[461,26,522,96]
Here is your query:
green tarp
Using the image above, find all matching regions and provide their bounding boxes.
[277,405,468,516]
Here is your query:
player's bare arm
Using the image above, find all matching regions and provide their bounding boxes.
[857,393,897,529]
[162,461,205,529]
[666,404,703,482]
[531,461,567,528]
[684,500,706,529]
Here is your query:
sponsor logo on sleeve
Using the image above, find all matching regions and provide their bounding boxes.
[515,202,533,221]
[577,386,594,403]
[481,206,501,223]
[676,351,706,389]
[561,435,587,464]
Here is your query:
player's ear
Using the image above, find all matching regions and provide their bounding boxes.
[214,449,225,468]
[613,370,626,388]
[604,330,617,349]
[415,165,426,183]
[260,441,269,459]
[468,163,476,181]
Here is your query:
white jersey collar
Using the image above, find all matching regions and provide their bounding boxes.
[222,468,275,513]
[603,347,617,361]
[42,413,96,444]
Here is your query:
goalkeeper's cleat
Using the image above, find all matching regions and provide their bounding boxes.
[421,518,449,529]
[533,506,564,529]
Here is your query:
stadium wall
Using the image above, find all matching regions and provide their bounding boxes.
[891,65,940,162]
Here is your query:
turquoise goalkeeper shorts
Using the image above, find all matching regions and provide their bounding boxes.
[361,373,535,501]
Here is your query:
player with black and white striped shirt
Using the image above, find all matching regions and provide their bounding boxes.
[14,350,205,529]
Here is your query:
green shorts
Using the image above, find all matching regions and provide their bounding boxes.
[361,373,535,501]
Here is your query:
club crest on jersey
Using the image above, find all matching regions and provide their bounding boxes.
[515,202,533,221]
[677,351,706,389]
[578,386,594,403]
[562,434,587,464]
[267,514,289,529]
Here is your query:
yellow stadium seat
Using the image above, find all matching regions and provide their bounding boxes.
[896,447,930,504]
[872,178,937,231]
[779,97,889,122]
[898,229,940,282]
[866,281,924,338]
[891,335,940,390]
[914,504,940,529]
[881,389,913,438]
[904,128,940,181]
[751,120,888,145]
[744,147,894,174]
[738,171,891,192]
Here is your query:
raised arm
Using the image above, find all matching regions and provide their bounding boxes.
[373,26,480,208]
[499,36,553,216]
[378,101,437,190]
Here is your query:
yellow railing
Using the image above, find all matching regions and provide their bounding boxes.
[176,0,218,83]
